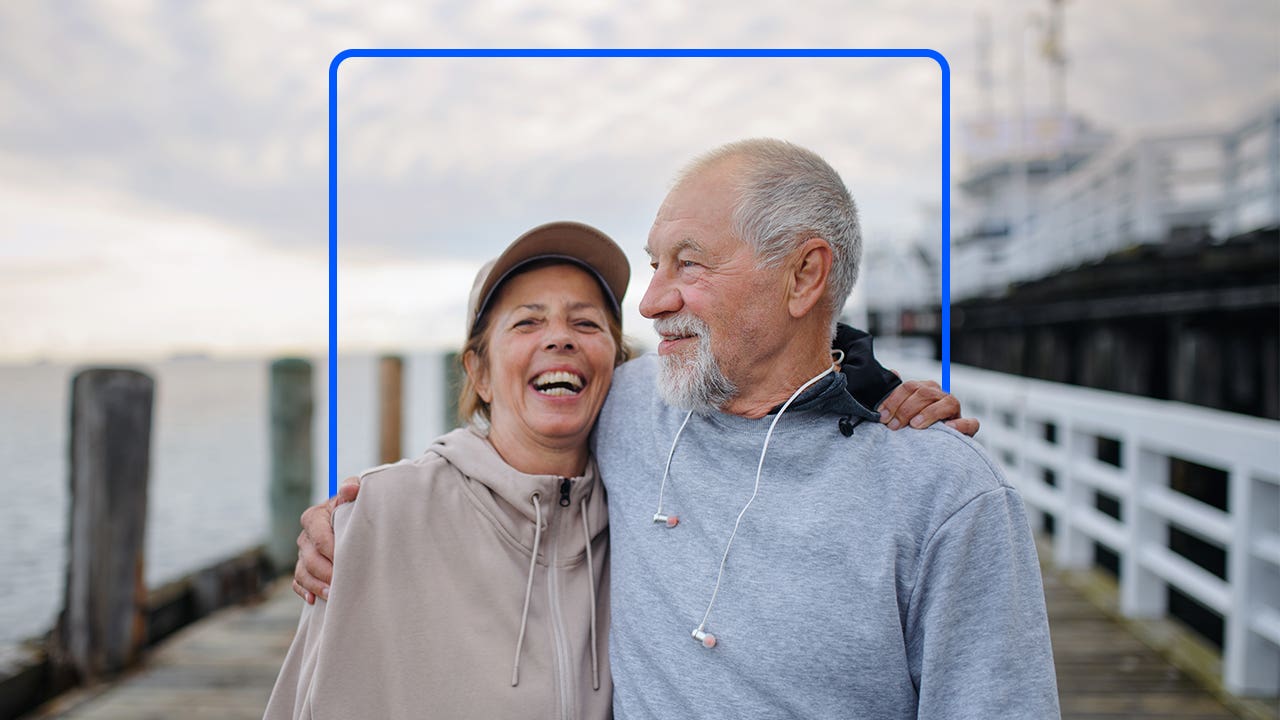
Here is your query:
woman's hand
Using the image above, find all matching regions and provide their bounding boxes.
[292,478,361,603]
[878,378,980,437]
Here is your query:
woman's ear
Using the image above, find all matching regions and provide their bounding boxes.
[463,350,491,403]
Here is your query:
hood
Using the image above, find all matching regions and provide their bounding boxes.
[429,425,603,527]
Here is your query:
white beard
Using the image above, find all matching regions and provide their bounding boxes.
[652,314,738,414]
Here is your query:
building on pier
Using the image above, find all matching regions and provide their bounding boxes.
[866,98,1280,420]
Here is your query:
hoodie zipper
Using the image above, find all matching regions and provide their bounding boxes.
[548,478,575,720]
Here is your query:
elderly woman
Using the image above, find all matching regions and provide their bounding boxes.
[265,222,628,719]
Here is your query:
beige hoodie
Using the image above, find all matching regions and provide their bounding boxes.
[264,426,611,720]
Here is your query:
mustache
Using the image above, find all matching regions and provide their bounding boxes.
[652,314,710,338]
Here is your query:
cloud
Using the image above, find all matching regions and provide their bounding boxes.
[0,0,1275,359]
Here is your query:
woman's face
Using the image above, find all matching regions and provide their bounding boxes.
[469,263,619,454]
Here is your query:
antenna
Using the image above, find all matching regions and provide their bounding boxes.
[1041,0,1068,115]
[976,11,995,121]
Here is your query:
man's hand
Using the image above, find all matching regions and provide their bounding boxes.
[878,378,980,437]
[292,478,361,604]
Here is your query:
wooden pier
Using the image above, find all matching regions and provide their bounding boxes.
[21,567,1275,719]
[25,580,298,720]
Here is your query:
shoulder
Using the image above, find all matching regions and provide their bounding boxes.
[850,421,1012,529]
[612,353,659,391]
[345,436,465,512]
[598,353,663,430]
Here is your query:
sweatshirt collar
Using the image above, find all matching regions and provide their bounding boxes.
[767,370,880,421]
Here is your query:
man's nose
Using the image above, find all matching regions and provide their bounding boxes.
[639,272,680,319]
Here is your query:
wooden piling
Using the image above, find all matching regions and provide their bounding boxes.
[378,355,403,464]
[55,368,154,681]
[444,351,463,431]
[268,359,313,575]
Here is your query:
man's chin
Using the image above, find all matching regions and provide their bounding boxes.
[656,363,733,415]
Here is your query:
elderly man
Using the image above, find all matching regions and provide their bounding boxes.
[596,139,1058,718]
[296,139,1059,718]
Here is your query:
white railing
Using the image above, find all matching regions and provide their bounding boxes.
[889,358,1280,696]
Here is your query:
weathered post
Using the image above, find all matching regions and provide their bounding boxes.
[444,351,463,431]
[378,355,403,464]
[56,368,154,680]
[268,359,313,574]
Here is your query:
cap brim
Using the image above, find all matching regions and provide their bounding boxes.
[467,221,631,336]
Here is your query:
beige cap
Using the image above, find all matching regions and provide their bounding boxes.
[466,221,630,337]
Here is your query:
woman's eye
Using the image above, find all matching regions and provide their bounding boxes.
[575,320,602,330]
[513,318,537,328]
[680,259,697,268]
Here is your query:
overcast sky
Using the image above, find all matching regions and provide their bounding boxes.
[0,0,1276,361]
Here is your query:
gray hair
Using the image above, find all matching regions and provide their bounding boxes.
[676,139,861,334]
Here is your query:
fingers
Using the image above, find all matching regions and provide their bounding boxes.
[292,578,315,605]
[876,381,914,426]
[290,477,360,604]
[880,380,946,430]
[336,476,361,504]
[295,528,333,600]
[879,378,978,435]
[905,392,961,430]
[945,418,981,437]
[303,502,337,562]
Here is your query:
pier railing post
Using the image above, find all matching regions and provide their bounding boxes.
[55,368,154,680]
[269,359,313,574]
[378,355,403,464]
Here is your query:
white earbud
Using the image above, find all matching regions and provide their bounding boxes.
[653,513,679,527]
[691,628,716,648]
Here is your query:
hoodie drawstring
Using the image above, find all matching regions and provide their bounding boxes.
[511,492,543,687]
[579,497,600,691]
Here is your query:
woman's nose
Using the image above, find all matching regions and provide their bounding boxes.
[543,321,576,351]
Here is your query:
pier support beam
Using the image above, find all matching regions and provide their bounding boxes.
[378,355,403,465]
[56,368,154,680]
[268,359,313,574]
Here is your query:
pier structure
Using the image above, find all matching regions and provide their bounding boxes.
[20,559,1261,719]
[948,100,1280,302]
[862,93,1280,708]
[891,356,1280,701]
[1,360,315,719]
[8,352,1278,717]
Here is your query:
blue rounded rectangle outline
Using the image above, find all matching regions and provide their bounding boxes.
[328,48,952,495]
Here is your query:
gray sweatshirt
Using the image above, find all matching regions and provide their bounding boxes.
[594,353,1060,719]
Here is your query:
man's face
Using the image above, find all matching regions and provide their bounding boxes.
[640,160,791,413]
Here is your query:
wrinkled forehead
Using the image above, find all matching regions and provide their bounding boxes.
[488,260,612,314]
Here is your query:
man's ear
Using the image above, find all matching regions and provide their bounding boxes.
[463,350,491,403]
[787,237,833,319]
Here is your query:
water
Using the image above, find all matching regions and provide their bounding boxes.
[0,353,449,655]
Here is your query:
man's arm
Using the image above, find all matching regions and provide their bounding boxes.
[906,486,1060,718]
